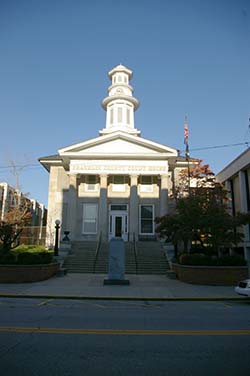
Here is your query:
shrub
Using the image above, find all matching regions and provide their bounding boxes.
[0,245,54,265]
[14,245,49,253]
[0,251,18,265]
[178,253,246,266]
[17,252,53,265]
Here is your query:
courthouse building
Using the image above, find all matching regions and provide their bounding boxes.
[39,64,193,246]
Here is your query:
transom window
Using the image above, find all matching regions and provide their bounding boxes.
[110,204,128,211]
[140,205,154,234]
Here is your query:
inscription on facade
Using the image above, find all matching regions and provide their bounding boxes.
[70,164,167,174]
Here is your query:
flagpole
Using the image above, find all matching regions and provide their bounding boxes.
[184,115,191,193]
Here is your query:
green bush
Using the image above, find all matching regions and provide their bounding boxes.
[14,245,49,253]
[0,245,54,265]
[0,252,18,265]
[17,252,53,265]
[178,253,246,266]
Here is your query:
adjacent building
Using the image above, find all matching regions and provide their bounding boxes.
[39,64,196,246]
[216,148,250,260]
[0,182,47,245]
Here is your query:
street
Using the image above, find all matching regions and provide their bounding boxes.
[0,298,250,375]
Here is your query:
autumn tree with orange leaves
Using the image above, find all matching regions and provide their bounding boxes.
[156,160,250,256]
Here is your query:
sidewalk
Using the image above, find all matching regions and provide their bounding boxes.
[0,273,246,301]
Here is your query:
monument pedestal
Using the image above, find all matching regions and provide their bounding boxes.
[103,238,130,285]
[104,279,130,285]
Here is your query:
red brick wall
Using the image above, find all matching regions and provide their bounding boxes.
[0,263,60,283]
[172,263,248,285]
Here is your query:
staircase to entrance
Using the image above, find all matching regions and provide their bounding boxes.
[63,240,169,275]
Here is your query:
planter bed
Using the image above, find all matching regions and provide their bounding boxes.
[0,262,60,283]
[172,262,248,285]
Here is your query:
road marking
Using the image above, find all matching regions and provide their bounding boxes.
[0,327,250,336]
[37,299,54,306]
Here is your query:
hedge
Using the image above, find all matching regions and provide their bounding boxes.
[178,253,246,266]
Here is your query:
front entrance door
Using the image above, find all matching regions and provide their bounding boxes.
[115,216,122,237]
[109,213,128,241]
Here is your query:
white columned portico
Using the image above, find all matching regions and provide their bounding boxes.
[99,174,108,240]
[68,174,77,240]
[160,174,169,216]
[129,174,139,240]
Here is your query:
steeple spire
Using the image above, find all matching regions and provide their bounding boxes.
[99,64,140,136]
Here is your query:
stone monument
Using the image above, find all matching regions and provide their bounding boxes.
[104,238,130,285]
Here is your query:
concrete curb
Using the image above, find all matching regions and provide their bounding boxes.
[0,293,248,302]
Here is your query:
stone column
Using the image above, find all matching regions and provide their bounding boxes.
[99,174,108,241]
[224,180,233,214]
[68,174,77,241]
[239,171,250,261]
[129,174,139,241]
[160,174,169,216]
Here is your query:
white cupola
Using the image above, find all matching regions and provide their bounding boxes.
[99,64,140,136]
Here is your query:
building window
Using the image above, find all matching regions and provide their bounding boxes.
[110,204,127,211]
[140,205,154,234]
[126,108,130,125]
[82,204,98,234]
[118,107,122,122]
[140,176,153,192]
[112,175,126,192]
[110,107,114,124]
[244,170,250,211]
[85,175,98,191]
[118,75,122,82]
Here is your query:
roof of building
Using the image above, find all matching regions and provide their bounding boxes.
[216,147,250,182]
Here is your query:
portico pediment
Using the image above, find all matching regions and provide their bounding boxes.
[58,131,178,158]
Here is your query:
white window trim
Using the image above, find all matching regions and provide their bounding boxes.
[139,204,155,235]
[82,203,98,234]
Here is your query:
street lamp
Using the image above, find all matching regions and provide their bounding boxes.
[54,219,61,256]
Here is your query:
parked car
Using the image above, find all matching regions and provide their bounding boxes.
[235,279,250,297]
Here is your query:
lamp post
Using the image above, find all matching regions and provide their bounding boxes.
[54,219,61,256]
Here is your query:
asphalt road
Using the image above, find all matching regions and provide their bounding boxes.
[0,298,250,375]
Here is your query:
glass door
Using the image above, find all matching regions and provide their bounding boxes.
[115,216,122,237]
[109,214,128,241]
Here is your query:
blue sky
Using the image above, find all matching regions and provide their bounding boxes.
[0,0,249,206]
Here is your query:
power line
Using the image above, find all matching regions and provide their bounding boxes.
[0,163,39,170]
[185,142,250,152]
[0,141,249,171]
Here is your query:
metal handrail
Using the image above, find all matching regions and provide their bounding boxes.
[93,231,102,273]
[133,232,138,274]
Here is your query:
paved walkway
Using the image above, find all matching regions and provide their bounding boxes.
[0,273,246,300]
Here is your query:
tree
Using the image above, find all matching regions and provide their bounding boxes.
[174,159,215,199]
[156,161,250,256]
[0,192,31,253]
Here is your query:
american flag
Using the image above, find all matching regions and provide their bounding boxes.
[184,117,189,145]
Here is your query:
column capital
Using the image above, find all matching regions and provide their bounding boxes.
[100,174,108,189]
[69,173,77,187]
[130,174,138,186]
